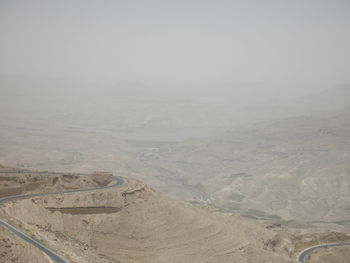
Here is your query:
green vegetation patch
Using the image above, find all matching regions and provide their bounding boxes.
[245,209,282,220]
[266,214,281,220]
[229,173,253,179]
[247,209,266,217]
[228,193,245,202]
[224,202,241,211]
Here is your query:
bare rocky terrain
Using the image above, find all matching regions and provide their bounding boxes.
[1,166,349,263]
[138,107,350,227]
[0,166,295,263]
[307,246,350,263]
[0,165,113,197]
[0,225,48,263]
[1,83,349,230]
[0,82,349,262]
[1,0,350,259]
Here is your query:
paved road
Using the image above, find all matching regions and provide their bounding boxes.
[0,219,67,263]
[0,172,126,263]
[0,173,125,203]
[297,242,350,262]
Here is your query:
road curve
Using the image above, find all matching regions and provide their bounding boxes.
[0,219,67,263]
[0,173,126,263]
[297,242,350,263]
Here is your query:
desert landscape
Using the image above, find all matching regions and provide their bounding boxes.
[0,79,349,262]
[0,80,350,262]
[1,1,350,262]
[1,165,349,263]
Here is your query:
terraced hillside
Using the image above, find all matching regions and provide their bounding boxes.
[0,167,296,263]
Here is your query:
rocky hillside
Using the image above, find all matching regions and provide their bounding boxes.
[0,165,113,198]
[307,246,350,263]
[0,168,295,263]
[0,225,48,263]
[134,107,350,226]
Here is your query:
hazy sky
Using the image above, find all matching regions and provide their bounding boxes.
[0,0,349,85]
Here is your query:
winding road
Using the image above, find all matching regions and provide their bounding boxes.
[0,171,126,263]
[2,170,350,263]
[297,242,350,263]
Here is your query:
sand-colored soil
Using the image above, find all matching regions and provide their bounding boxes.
[307,246,350,263]
[0,225,48,263]
[1,175,294,263]
[0,166,113,198]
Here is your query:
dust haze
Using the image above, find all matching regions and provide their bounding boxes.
[1,1,350,263]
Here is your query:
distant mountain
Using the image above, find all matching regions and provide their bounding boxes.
[292,84,350,113]
[229,84,350,124]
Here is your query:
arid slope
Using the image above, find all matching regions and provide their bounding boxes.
[0,225,48,263]
[138,108,350,225]
[0,168,293,263]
